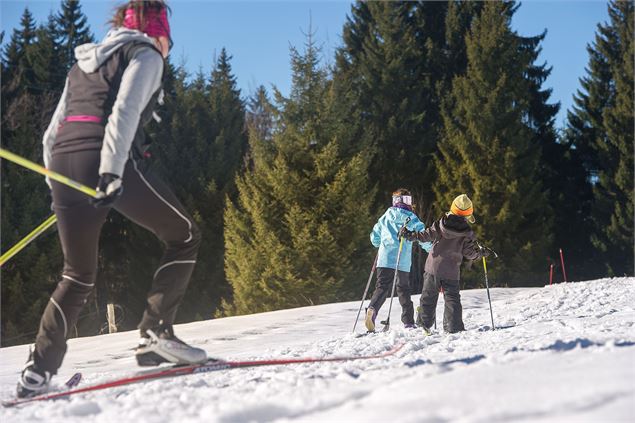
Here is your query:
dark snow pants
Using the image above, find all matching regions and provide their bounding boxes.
[34,149,201,374]
[418,271,465,333]
[368,267,414,325]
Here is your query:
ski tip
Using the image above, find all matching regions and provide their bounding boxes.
[65,372,83,388]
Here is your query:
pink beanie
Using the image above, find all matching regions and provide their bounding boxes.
[123,6,170,38]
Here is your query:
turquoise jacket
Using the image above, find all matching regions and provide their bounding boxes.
[370,207,431,272]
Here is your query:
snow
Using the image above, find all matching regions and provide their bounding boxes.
[1,277,634,422]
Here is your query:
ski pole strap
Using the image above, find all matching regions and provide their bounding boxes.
[0,148,98,198]
[0,214,57,266]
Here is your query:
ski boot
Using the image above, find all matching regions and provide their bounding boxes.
[364,307,377,332]
[16,349,51,398]
[136,324,207,366]
[416,306,433,335]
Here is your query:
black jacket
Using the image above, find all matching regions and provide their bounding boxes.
[416,214,481,280]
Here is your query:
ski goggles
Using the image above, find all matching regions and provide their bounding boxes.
[392,195,412,206]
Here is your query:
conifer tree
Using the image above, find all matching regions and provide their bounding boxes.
[55,0,94,71]
[224,34,375,315]
[567,1,634,275]
[29,15,66,90]
[246,85,275,147]
[2,8,37,99]
[1,8,65,345]
[436,1,553,286]
[334,2,436,207]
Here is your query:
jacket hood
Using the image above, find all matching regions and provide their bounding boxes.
[74,28,157,73]
[439,214,473,239]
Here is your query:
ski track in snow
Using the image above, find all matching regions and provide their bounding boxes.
[1,277,634,422]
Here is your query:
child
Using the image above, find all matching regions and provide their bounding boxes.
[400,194,489,334]
[366,189,431,331]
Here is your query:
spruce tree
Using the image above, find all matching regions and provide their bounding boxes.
[436,1,553,286]
[334,2,437,207]
[567,1,634,276]
[2,8,37,99]
[55,0,94,71]
[1,8,65,345]
[29,15,66,90]
[246,85,275,147]
[224,34,375,315]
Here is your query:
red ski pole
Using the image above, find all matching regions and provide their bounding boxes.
[559,248,568,282]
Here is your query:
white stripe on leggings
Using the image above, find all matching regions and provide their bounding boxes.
[153,260,197,280]
[49,298,68,338]
[132,159,194,243]
[62,274,94,287]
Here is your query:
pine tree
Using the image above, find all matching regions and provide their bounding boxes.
[208,48,247,192]
[224,33,375,315]
[1,8,65,345]
[518,30,591,280]
[29,15,66,90]
[334,2,437,208]
[55,0,94,71]
[246,85,275,146]
[2,8,37,99]
[567,1,634,276]
[436,1,553,286]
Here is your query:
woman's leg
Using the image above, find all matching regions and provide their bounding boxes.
[114,158,201,333]
[34,150,107,374]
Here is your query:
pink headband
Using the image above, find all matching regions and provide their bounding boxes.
[123,7,170,38]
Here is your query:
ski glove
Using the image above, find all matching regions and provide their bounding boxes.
[398,227,418,241]
[91,173,123,208]
[478,244,497,259]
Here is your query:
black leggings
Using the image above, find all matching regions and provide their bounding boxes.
[34,150,201,374]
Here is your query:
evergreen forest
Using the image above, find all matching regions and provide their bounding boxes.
[1,1,632,346]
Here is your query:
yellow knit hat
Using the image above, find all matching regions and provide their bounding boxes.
[450,194,475,224]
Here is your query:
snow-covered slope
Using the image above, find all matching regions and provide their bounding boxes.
[1,277,634,422]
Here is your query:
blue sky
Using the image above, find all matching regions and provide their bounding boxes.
[1,1,610,128]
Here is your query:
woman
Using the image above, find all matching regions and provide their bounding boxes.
[18,1,205,398]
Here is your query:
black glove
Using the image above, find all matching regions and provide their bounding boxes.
[478,244,497,259]
[399,227,418,241]
[91,173,123,208]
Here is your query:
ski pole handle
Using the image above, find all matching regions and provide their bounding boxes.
[0,148,98,198]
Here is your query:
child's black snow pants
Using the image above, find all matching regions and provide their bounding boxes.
[368,267,414,325]
[418,271,465,333]
[34,149,201,374]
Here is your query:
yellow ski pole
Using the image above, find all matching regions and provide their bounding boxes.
[0,148,97,197]
[0,214,57,266]
[481,249,495,331]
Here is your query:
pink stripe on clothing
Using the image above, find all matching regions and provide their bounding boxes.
[65,115,102,123]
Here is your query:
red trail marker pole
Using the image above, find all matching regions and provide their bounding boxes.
[559,248,568,282]
[549,263,554,286]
